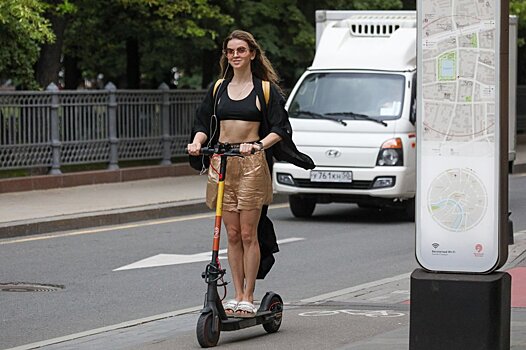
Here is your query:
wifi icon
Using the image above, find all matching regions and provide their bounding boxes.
[432,243,440,249]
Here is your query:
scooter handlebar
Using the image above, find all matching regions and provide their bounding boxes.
[200,146,255,156]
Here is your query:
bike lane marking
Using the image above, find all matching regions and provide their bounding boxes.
[299,309,405,318]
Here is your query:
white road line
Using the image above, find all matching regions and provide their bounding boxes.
[300,272,412,303]
[0,203,290,245]
[6,306,202,350]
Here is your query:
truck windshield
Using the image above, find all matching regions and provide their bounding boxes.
[288,73,406,122]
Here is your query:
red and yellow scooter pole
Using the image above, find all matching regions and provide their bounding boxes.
[212,174,225,252]
[212,153,228,258]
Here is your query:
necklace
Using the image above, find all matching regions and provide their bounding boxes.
[230,80,252,100]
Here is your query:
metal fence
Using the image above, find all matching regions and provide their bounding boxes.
[2,82,525,174]
[0,83,206,173]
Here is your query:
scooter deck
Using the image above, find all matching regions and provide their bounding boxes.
[221,310,277,331]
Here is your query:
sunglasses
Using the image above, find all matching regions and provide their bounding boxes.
[224,46,250,57]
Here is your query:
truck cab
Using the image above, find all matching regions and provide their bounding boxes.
[273,11,418,219]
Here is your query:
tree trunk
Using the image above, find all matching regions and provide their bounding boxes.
[126,38,140,89]
[35,14,67,89]
[64,54,82,89]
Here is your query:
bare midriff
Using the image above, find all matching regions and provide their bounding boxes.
[219,120,261,143]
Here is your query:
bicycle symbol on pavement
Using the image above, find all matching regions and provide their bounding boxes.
[298,309,405,318]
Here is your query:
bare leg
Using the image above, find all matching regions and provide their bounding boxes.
[223,210,244,302]
[239,209,262,305]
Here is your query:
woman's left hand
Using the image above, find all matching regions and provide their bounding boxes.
[239,143,258,156]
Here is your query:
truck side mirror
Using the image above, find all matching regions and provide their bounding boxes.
[409,74,417,124]
[410,100,416,124]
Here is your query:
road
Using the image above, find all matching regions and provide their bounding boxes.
[1,173,525,349]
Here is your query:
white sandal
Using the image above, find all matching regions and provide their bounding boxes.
[236,301,257,318]
[223,299,238,317]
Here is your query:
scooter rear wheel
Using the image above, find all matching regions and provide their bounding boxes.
[262,294,283,333]
[196,312,220,348]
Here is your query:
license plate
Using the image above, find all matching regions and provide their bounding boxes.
[310,170,353,183]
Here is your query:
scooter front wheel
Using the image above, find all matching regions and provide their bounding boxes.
[261,294,283,333]
[196,312,220,348]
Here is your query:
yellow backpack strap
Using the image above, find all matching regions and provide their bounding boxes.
[212,79,224,97]
[262,80,270,106]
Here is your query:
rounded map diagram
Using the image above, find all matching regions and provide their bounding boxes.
[427,168,487,232]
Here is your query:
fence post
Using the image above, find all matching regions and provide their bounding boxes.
[106,82,119,170]
[47,83,62,175]
[159,83,172,165]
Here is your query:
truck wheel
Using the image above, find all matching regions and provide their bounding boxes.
[289,195,316,218]
[404,199,415,222]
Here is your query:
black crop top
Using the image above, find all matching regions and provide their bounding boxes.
[216,88,263,122]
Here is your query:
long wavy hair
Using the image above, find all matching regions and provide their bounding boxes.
[219,30,280,86]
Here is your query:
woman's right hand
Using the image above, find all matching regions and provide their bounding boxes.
[187,142,202,156]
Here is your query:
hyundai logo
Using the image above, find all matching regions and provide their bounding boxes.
[325,149,341,158]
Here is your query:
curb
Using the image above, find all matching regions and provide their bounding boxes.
[513,162,526,175]
[0,194,289,239]
[0,163,198,194]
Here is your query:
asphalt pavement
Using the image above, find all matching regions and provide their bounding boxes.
[1,139,526,349]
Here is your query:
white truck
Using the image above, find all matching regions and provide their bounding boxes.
[272,10,517,220]
[274,10,418,219]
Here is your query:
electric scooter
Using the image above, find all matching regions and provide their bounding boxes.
[196,144,283,348]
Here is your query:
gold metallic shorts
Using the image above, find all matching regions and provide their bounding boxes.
[206,151,273,212]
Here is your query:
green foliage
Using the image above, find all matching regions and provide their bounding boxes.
[224,0,315,86]
[207,0,401,87]
[0,0,55,88]
[3,0,526,88]
[64,0,232,87]
[64,0,405,88]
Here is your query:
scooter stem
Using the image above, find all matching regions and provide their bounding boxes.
[212,154,228,255]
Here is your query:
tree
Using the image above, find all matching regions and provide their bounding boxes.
[5,0,525,90]
[198,0,403,89]
[0,0,54,89]
[62,0,231,89]
[35,0,76,88]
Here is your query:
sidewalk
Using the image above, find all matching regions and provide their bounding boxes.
[0,136,525,238]
[0,175,209,238]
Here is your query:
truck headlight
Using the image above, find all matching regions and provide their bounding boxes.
[376,138,403,166]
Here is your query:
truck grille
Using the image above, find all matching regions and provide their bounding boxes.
[294,179,373,189]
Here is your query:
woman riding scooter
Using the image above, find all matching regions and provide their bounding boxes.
[188,30,314,318]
